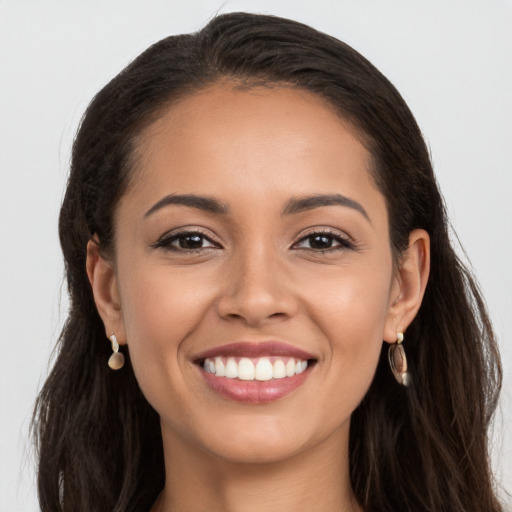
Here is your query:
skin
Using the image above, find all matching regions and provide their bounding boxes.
[87,85,430,512]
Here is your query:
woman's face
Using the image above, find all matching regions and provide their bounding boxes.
[110,85,400,463]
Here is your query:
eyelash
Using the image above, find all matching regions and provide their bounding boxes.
[152,228,355,254]
[152,229,221,253]
[292,229,355,253]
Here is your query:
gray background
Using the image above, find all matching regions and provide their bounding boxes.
[1,0,510,509]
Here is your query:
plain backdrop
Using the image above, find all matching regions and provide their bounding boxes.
[1,0,511,510]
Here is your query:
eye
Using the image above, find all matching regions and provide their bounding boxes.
[292,230,354,252]
[154,230,220,252]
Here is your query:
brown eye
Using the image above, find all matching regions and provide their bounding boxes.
[293,231,354,252]
[306,234,335,250]
[155,231,219,251]
[175,234,208,249]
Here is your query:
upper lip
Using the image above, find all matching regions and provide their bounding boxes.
[193,341,316,362]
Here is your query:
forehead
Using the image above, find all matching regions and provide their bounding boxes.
[124,84,384,222]
[137,84,365,159]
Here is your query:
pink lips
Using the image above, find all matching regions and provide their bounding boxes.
[194,341,316,404]
[194,341,315,361]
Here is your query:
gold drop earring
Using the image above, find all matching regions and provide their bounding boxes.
[388,332,410,386]
[108,332,125,370]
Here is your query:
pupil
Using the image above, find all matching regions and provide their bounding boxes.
[310,235,332,249]
[179,234,203,249]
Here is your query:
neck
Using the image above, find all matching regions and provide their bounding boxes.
[153,422,361,512]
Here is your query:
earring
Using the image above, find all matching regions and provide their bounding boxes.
[388,332,410,386]
[108,333,125,370]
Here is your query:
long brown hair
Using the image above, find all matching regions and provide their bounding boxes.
[33,12,503,512]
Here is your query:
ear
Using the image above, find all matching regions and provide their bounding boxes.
[383,229,430,343]
[86,238,126,345]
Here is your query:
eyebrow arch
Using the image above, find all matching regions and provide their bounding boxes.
[283,194,371,222]
[144,194,229,218]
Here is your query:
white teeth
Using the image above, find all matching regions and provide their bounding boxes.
[296,360,307,374]
[203,358,214,373]
[286,358,296,377]
[238,358,255,380]
[272,359,287,379]
[225,358,238,378]
[255,358,273,381]
[215,358,225,377]
[203,356,310,380]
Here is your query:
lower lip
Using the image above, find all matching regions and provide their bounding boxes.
[199,367,312,404]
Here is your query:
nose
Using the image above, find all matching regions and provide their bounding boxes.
[216,245,298,327]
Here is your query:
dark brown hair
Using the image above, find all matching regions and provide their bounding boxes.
[33,12,503,512]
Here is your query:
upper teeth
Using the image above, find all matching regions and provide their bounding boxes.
[203,357,309,381]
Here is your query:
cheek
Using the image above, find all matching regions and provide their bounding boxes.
[304,260,392,402]
[120,253,217,328]
[116,264,215,382]
[306,257,392,342]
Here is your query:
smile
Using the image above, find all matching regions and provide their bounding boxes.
[194,342,317,403]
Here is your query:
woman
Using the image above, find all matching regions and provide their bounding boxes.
[33,12,503,512]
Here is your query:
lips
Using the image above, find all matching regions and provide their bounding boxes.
[194,341,315,360]
[194,341,317,403]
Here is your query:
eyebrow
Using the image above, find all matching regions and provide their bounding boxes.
[144,192,370,222]
[282,194,371,222]
[144,194,229,217]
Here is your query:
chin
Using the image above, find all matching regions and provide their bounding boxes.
[203,431,311,465]
[187,411,350,466]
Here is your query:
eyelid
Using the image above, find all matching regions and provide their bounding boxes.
[291,227,356,251]
[152,226,222,249]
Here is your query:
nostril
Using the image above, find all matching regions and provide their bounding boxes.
[215,287,298,326]
[226,312,243,320]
